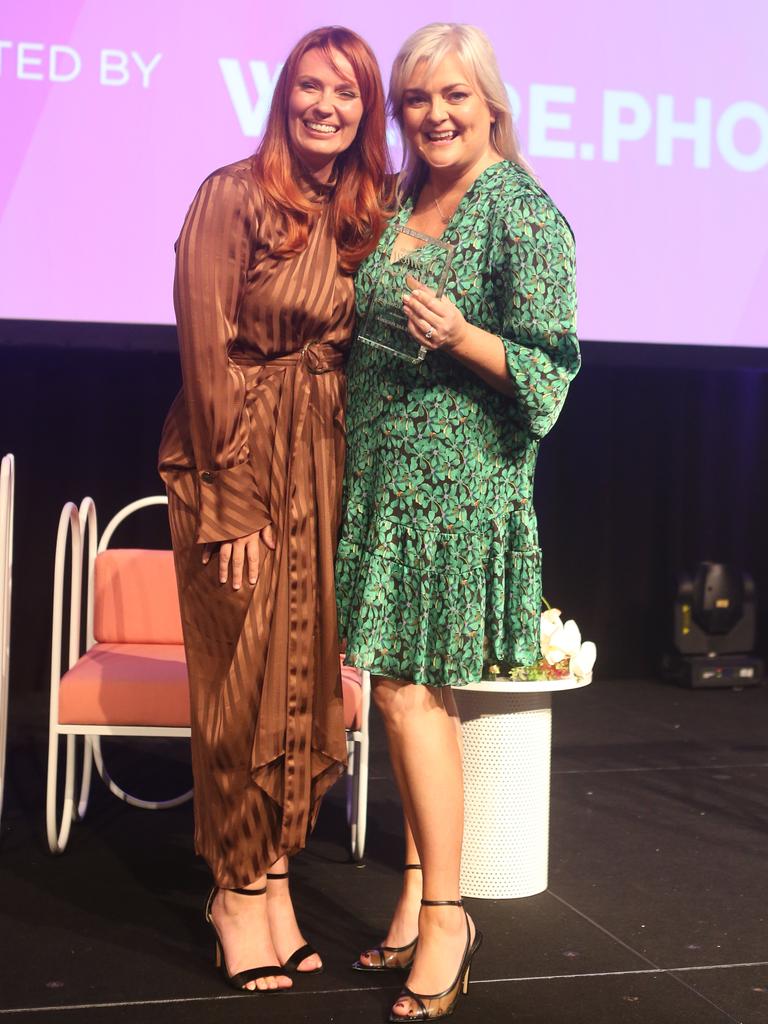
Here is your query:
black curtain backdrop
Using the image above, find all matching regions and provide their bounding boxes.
[1,322,767,694]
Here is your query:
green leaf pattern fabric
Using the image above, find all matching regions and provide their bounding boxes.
[336,161,580,686]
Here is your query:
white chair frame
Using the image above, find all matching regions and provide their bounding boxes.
[47,492,372,860]
[346,669,370,862]
[46,496,192,855]
[0,454,14,827]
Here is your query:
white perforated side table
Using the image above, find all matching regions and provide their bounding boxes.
[453,676,590,899]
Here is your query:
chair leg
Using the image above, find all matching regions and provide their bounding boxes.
[350,669,371,862]
[74,736,93,822]
[354,731,369,862]
[0,661,8,827]
[348,736,358,857]
[346,733,356,827]
[46,732,77,854]
[92,737,193,810]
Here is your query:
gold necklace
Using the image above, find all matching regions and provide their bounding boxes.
[430,184,452,224]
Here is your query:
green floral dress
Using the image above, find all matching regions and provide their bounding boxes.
[336,161,579,686]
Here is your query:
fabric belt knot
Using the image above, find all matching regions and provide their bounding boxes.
[231,344,346,377]
[300,340,346,375]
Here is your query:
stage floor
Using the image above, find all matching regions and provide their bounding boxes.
[1,677,766,1024]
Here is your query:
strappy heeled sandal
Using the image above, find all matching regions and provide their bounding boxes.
[265,871,323,975]
[353,864,422,972]
[204,886,289,994]
[388,898,483,1021]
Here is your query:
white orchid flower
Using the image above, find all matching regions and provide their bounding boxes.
[570,641,597,680]
[559,619,582,656]
[542,626,567,665]
[542,618,582,665]
[540,608,563,644]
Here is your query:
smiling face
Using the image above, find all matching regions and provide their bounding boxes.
[287,47,364,181]
[400,52,497,179]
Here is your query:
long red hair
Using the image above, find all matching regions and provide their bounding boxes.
[253,26,392,273]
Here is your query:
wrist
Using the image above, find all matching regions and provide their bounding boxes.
[446,321,473,355]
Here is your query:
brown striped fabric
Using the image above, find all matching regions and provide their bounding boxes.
[158,158,352,886]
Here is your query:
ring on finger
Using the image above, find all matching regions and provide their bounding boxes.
[423,322,435,341]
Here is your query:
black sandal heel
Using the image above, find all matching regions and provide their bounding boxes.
[266,871,323,975]
[204,886,289,994]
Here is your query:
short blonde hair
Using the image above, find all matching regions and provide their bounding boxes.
[388,23,529,195]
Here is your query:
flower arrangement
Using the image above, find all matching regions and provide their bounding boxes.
[484,606,596,683]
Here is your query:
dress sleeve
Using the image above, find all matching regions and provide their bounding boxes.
[173,170,271,544]
[497,191,580,439]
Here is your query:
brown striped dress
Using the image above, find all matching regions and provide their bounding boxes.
[158,158,351,887]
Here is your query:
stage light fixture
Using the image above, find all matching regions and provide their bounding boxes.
[663,562,764,688]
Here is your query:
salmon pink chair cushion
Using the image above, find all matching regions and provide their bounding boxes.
[341,660,363,730]
[58,643,190,727]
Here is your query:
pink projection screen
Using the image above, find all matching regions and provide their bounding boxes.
[1,1,767,346]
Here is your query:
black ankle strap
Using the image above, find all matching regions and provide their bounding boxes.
[421,898,463,907]
[404,864,422,871]
[266,872,289,880]
[229,885,267,895]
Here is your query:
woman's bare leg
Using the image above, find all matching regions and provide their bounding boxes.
[358,688,463,961]
[210,876,292,991]
[266,855,322,972]
[370,677,473,1017]
[357,813,422,965]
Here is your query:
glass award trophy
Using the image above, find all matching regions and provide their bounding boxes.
[358,227,456,364]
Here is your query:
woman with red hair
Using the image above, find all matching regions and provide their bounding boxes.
[158,26,390,994]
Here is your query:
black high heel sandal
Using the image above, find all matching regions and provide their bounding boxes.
[265,871,323,975]
[388,898,483,1022]
[204,886,289,994]
[352,864,422,972]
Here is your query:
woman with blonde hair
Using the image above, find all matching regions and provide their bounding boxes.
[159,25,391,994]
[336,22,579,1020]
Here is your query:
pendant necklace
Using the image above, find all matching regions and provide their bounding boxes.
[430,184,452,224]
